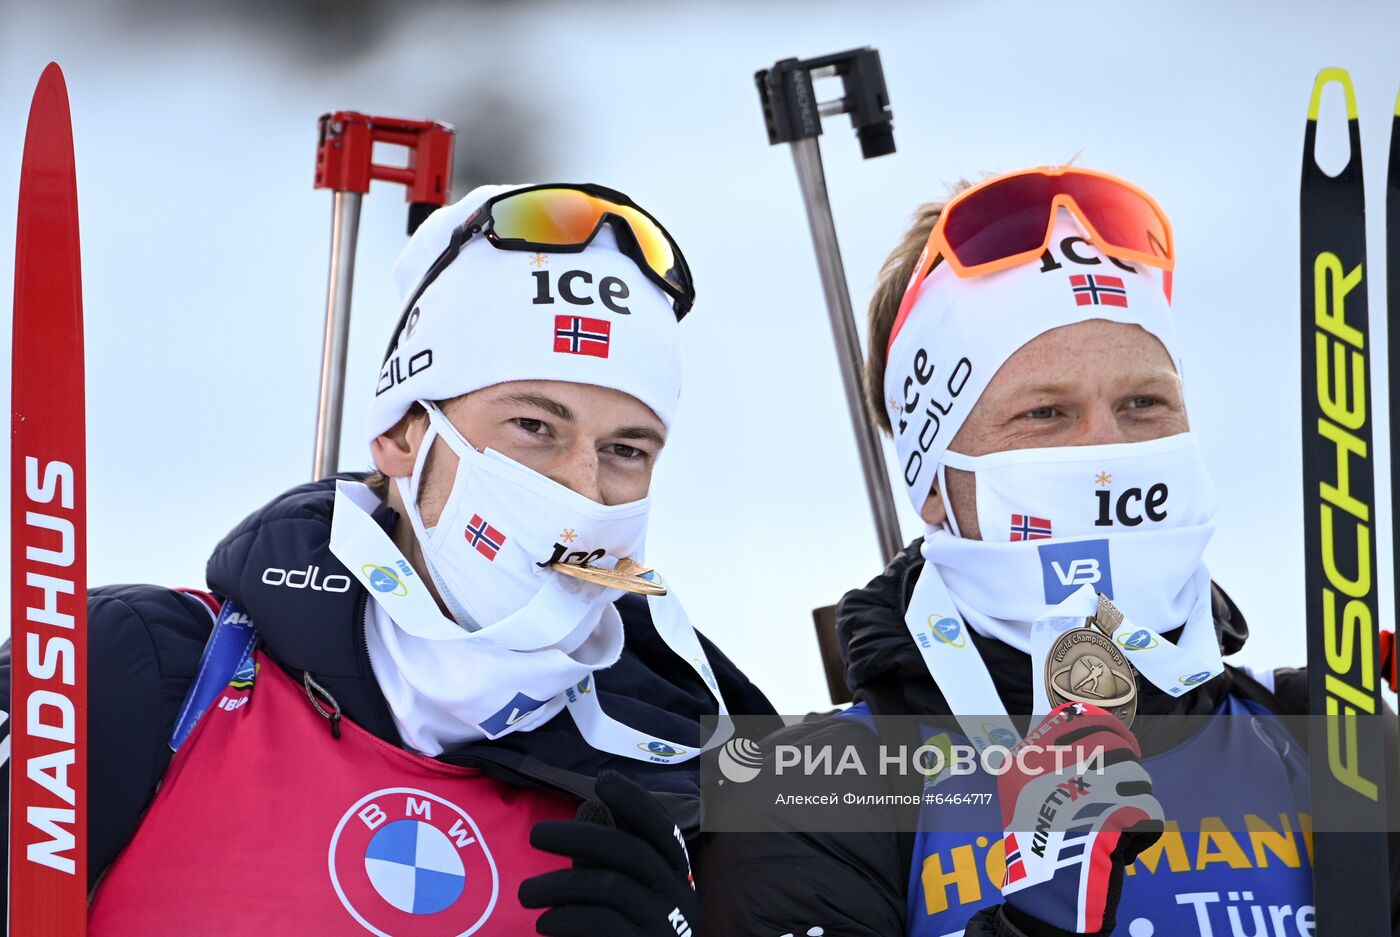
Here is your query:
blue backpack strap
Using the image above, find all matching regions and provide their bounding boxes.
[169,599,259,752]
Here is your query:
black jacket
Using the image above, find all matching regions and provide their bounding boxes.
[698,541,1400,936]
[0,475,776,911]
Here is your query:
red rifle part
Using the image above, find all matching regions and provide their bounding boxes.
[310,112,455,481]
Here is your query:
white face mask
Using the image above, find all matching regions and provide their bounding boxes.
[937,432,1218,542]
[926,432,1218,646]
[398,402,650,639]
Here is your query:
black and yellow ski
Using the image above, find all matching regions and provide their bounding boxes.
[1300,67,1390,932]
[1388,91,1400,704]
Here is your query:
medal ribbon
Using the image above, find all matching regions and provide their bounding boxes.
[904,557,1223,750]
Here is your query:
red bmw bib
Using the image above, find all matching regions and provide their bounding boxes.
[89,651,575,935]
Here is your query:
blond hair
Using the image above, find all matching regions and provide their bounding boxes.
[863,188,967,433]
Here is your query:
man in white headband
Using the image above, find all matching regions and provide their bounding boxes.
[0,183,776,935]
[700,167,1399,935]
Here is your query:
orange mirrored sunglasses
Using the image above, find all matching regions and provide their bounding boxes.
[892,167,1175,344]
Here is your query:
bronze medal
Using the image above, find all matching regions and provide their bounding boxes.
[1043,594,1137,727]
[550,557,668,596]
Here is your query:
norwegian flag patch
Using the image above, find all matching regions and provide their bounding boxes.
[1003,833,1027,885]
[1010,514,1053,541]
[1069,273,1128,308]
[464,514,507,560]
[554,315,611,358]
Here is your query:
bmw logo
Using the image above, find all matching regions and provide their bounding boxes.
[328,788,498,936]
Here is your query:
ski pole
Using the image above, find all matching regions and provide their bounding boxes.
[755,49,898,705]
[311,112,454,480]
[755,49,901,565]
[1299,67,1391,933]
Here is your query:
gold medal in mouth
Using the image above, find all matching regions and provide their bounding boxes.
[550,557,668,596]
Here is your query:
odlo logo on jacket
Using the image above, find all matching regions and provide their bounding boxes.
[262,565,352,593]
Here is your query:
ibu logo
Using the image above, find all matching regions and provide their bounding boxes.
[328,788,498,935]
[565,677,593,703]
[984,724,1018,748]
[637,740,686,761]
[1117,628,1158,651]
[928,615,966,648]
[1180,671,1212,686]
[1037,539,1114,604]
[363,564,409,596]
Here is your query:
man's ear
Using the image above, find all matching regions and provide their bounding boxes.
[371,410,429,478]
[919,484,947,527]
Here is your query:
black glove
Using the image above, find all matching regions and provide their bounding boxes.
[520,770,698,937]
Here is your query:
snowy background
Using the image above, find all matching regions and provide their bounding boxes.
[2,0,1398,714]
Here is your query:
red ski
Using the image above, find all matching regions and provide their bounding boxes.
[8,63,88,937]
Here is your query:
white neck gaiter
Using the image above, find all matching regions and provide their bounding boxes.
[330,405,728,759]
[901,435,1227,746]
